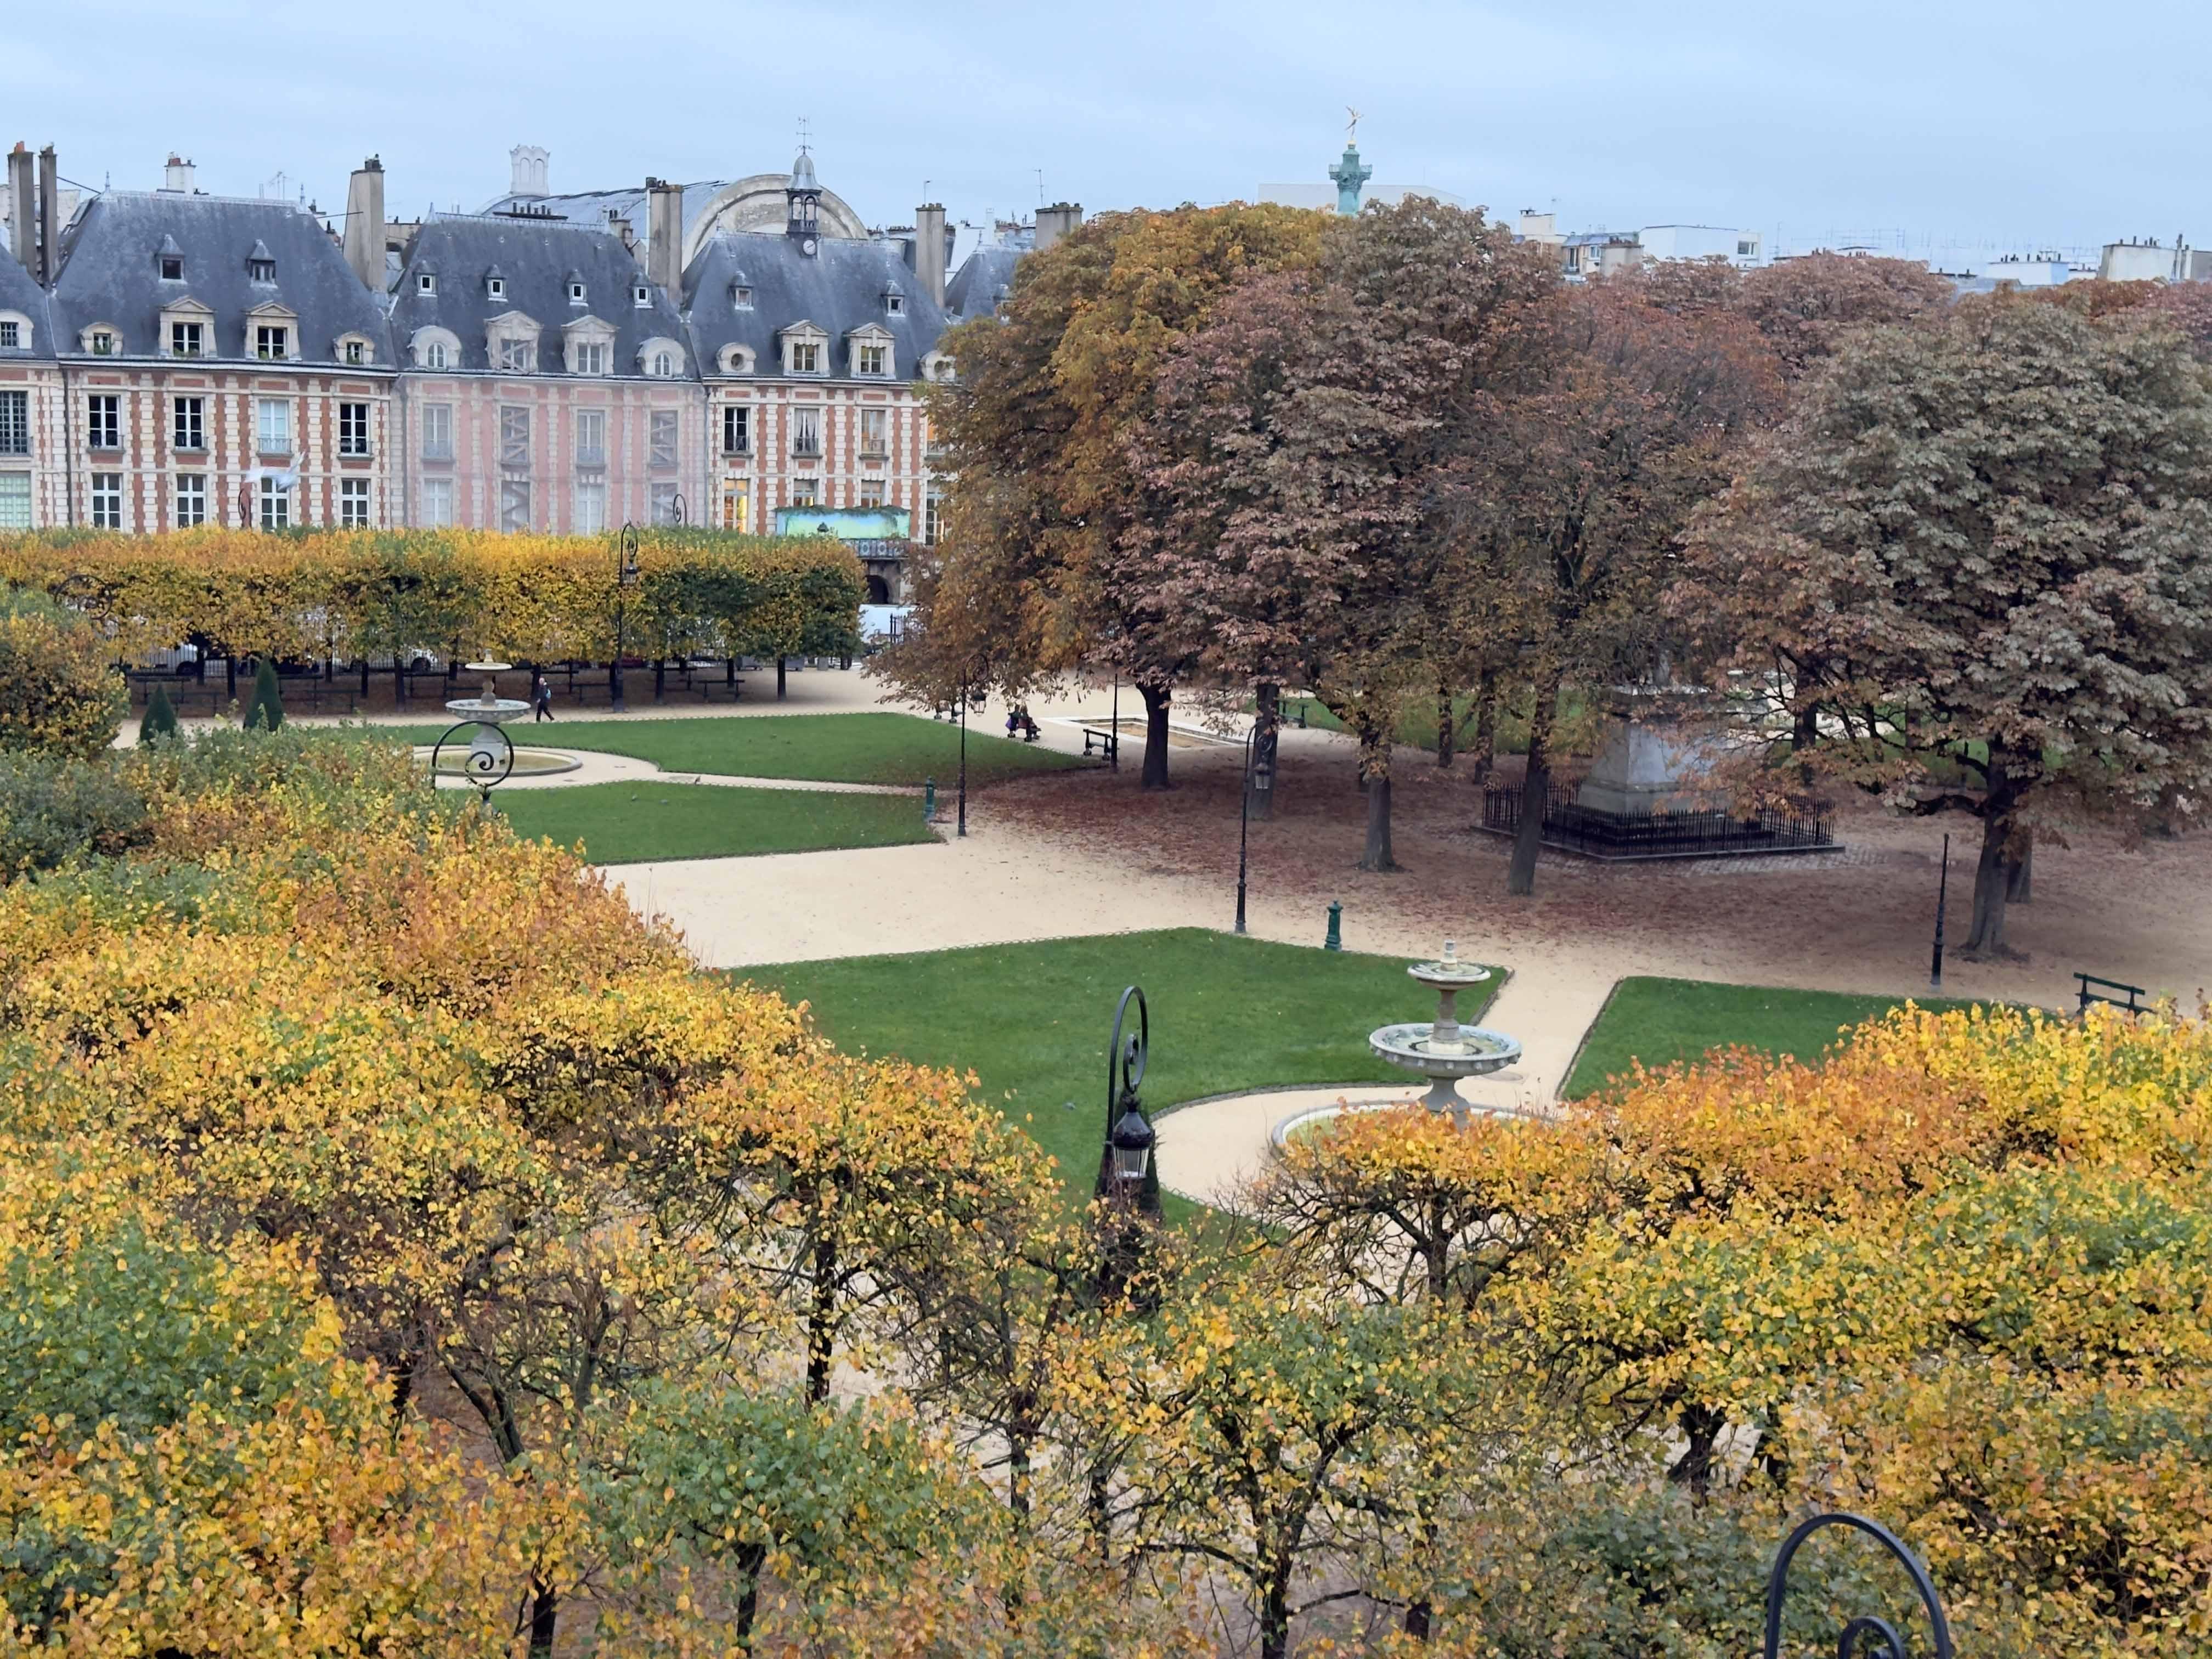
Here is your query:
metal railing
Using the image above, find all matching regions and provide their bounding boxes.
[1481,782,1836,861]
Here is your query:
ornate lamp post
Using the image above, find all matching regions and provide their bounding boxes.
[610,523,640,713]
[1094,985,1160,1217]
[1235,720,1273,935]
[1763,1513,1954,1659]
[430,661,530,808]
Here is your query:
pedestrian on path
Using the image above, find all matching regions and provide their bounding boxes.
[532,672,554,722]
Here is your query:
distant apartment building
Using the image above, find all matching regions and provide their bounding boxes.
[2098,235,2212,283]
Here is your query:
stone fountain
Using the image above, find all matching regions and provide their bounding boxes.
[1368,941,1522,1125]
[444,661,533,773]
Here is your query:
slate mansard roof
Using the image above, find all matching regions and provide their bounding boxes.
[48,193,394,365]
[388,215,691,376]
[682,231,955,380]
[944,245,1019,322]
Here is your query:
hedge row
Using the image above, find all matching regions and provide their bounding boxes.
[0,528,865,667]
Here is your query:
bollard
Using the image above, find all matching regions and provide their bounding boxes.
[1324,900,1342,952]
[923,777,936,822]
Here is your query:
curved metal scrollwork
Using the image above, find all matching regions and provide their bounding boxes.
[1109,984,1149,1118]
[429,719,516,804]
[1764,1513,1954,1659]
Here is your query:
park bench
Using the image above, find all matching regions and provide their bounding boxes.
[2076,972,2149,1017]
[1081,725,1120,760]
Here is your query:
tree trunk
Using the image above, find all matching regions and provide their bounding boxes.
[1138,680,1172,791]
[1667,1402,1727,1500]
[806,1236,837,1406]
[1434,679,1455,770]
[1250,683,1279,820]
[525,1578,560,1659]
[2008,833,2033,903]
[1357,725,1397,872]
[1260,1561,1295,1659]
[1470,670,1498,783]
[1506,679,1559,897]
[1965,754,2021,958]
[732,1542,769,1647]
[776,656,787,700]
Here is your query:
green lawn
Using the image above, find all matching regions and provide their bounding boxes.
[1564,976,1995,1099]
[744,929,1498,1203]
[495,782,935,864]
[379,712,1085,788]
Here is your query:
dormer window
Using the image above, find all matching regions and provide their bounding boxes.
[171,321,204,358]
[882,283,904,315]
[651,349,676,376]
[159,255,183,281]
[417,271,437,295]
[633,282,651,308]
[498,337,535,372]
[256,325,290,360]
[486,273,506,300]
[572,341,606,375]
[91,329,117,356]
[730,281,753,308]
[247,241,276,284]
[856,342,888,376]
[424,340,449,369]
[792,341,820,374]
[343,338,366,365]
[567,280,586,305]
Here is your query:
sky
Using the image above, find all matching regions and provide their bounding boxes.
[15,0,2210,266]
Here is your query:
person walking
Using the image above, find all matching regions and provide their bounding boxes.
[532,672,554,723]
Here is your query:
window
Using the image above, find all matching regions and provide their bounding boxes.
[730,283,753,308]
[789,476,818,507]
[859,408,887,456]
[649,410,678,469]
[855,342,888,376]
[255,325,289,360]
[499,477,531,533]
[421,402,453,461]
[633,283,650,308]
[173,396,205,452]
[575,409,606,468]
[420,476,454,527]
[497,337,534,372]
[175,473,206,528]
[257,398,291,455]
[789,407,821,456]
[417,271,437,295]
[159,255,183,281]
[1737,239,1756,257]
[87,396,120,450]
[721,404,750,454]
[568,281,586,305]
[790,340,821,374]
[91,330,117,356]
[487,275,506,300]
[338,402,370,457]
[92,473,124,529]
[857,477,884,508]
[0,321,16,348]
[574,478,607,534]
[340,477,370,528]
[720,478,750,532]
[171,320,205,358]
[924,485,943,545]
[249,257,275,283]
[499,405,530,469]
[343,338,366,365]
[885,291,903,315]
[422,338,449,370]
[258,475,290,530]
[0,391,26,456]
[650,349,677,376]
[571,340,606,375]
[0,473,29,530]
[651,482,681,524]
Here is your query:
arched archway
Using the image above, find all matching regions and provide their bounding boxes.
[865,574,891,605]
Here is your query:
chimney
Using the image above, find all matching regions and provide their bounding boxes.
[342,157,385,292]
[161,153,195,194]
[607,208,635,253]
[509,144,549,199]
[1033,201,1082,252]
[646,177,682,296]
[913,202,947,307]
[36,146,58,285]
[6,145,31,275]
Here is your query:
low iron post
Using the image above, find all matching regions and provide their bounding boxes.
[1324,900,1342,952]
[1235,723,1259,935]
[923,777,936,823]
[1763,1511,1953,1659]
[1110,674,1121,772]
[1930,832,1949,990]
[957,685,968,838]
[427,718,517,811]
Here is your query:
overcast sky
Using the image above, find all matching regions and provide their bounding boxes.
[17,0,2208,263]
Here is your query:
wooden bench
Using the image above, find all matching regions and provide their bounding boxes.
[1081,725,1120,760]
[2076,972,2149,1016]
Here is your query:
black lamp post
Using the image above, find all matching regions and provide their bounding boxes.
[1235,720,1273,935]
[1763,1512,1953,1659]
[957,679,969,838]
[1094,984,1161,1218]
[610,523,640,713]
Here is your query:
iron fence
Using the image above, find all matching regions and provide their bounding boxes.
[1481,783,1836,861]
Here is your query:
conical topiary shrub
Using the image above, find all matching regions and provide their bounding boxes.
[139,684,180,744]
[242,659,284,732]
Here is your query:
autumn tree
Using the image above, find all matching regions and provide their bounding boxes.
[888,204,1324,788]
[1681,295,2212,954]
